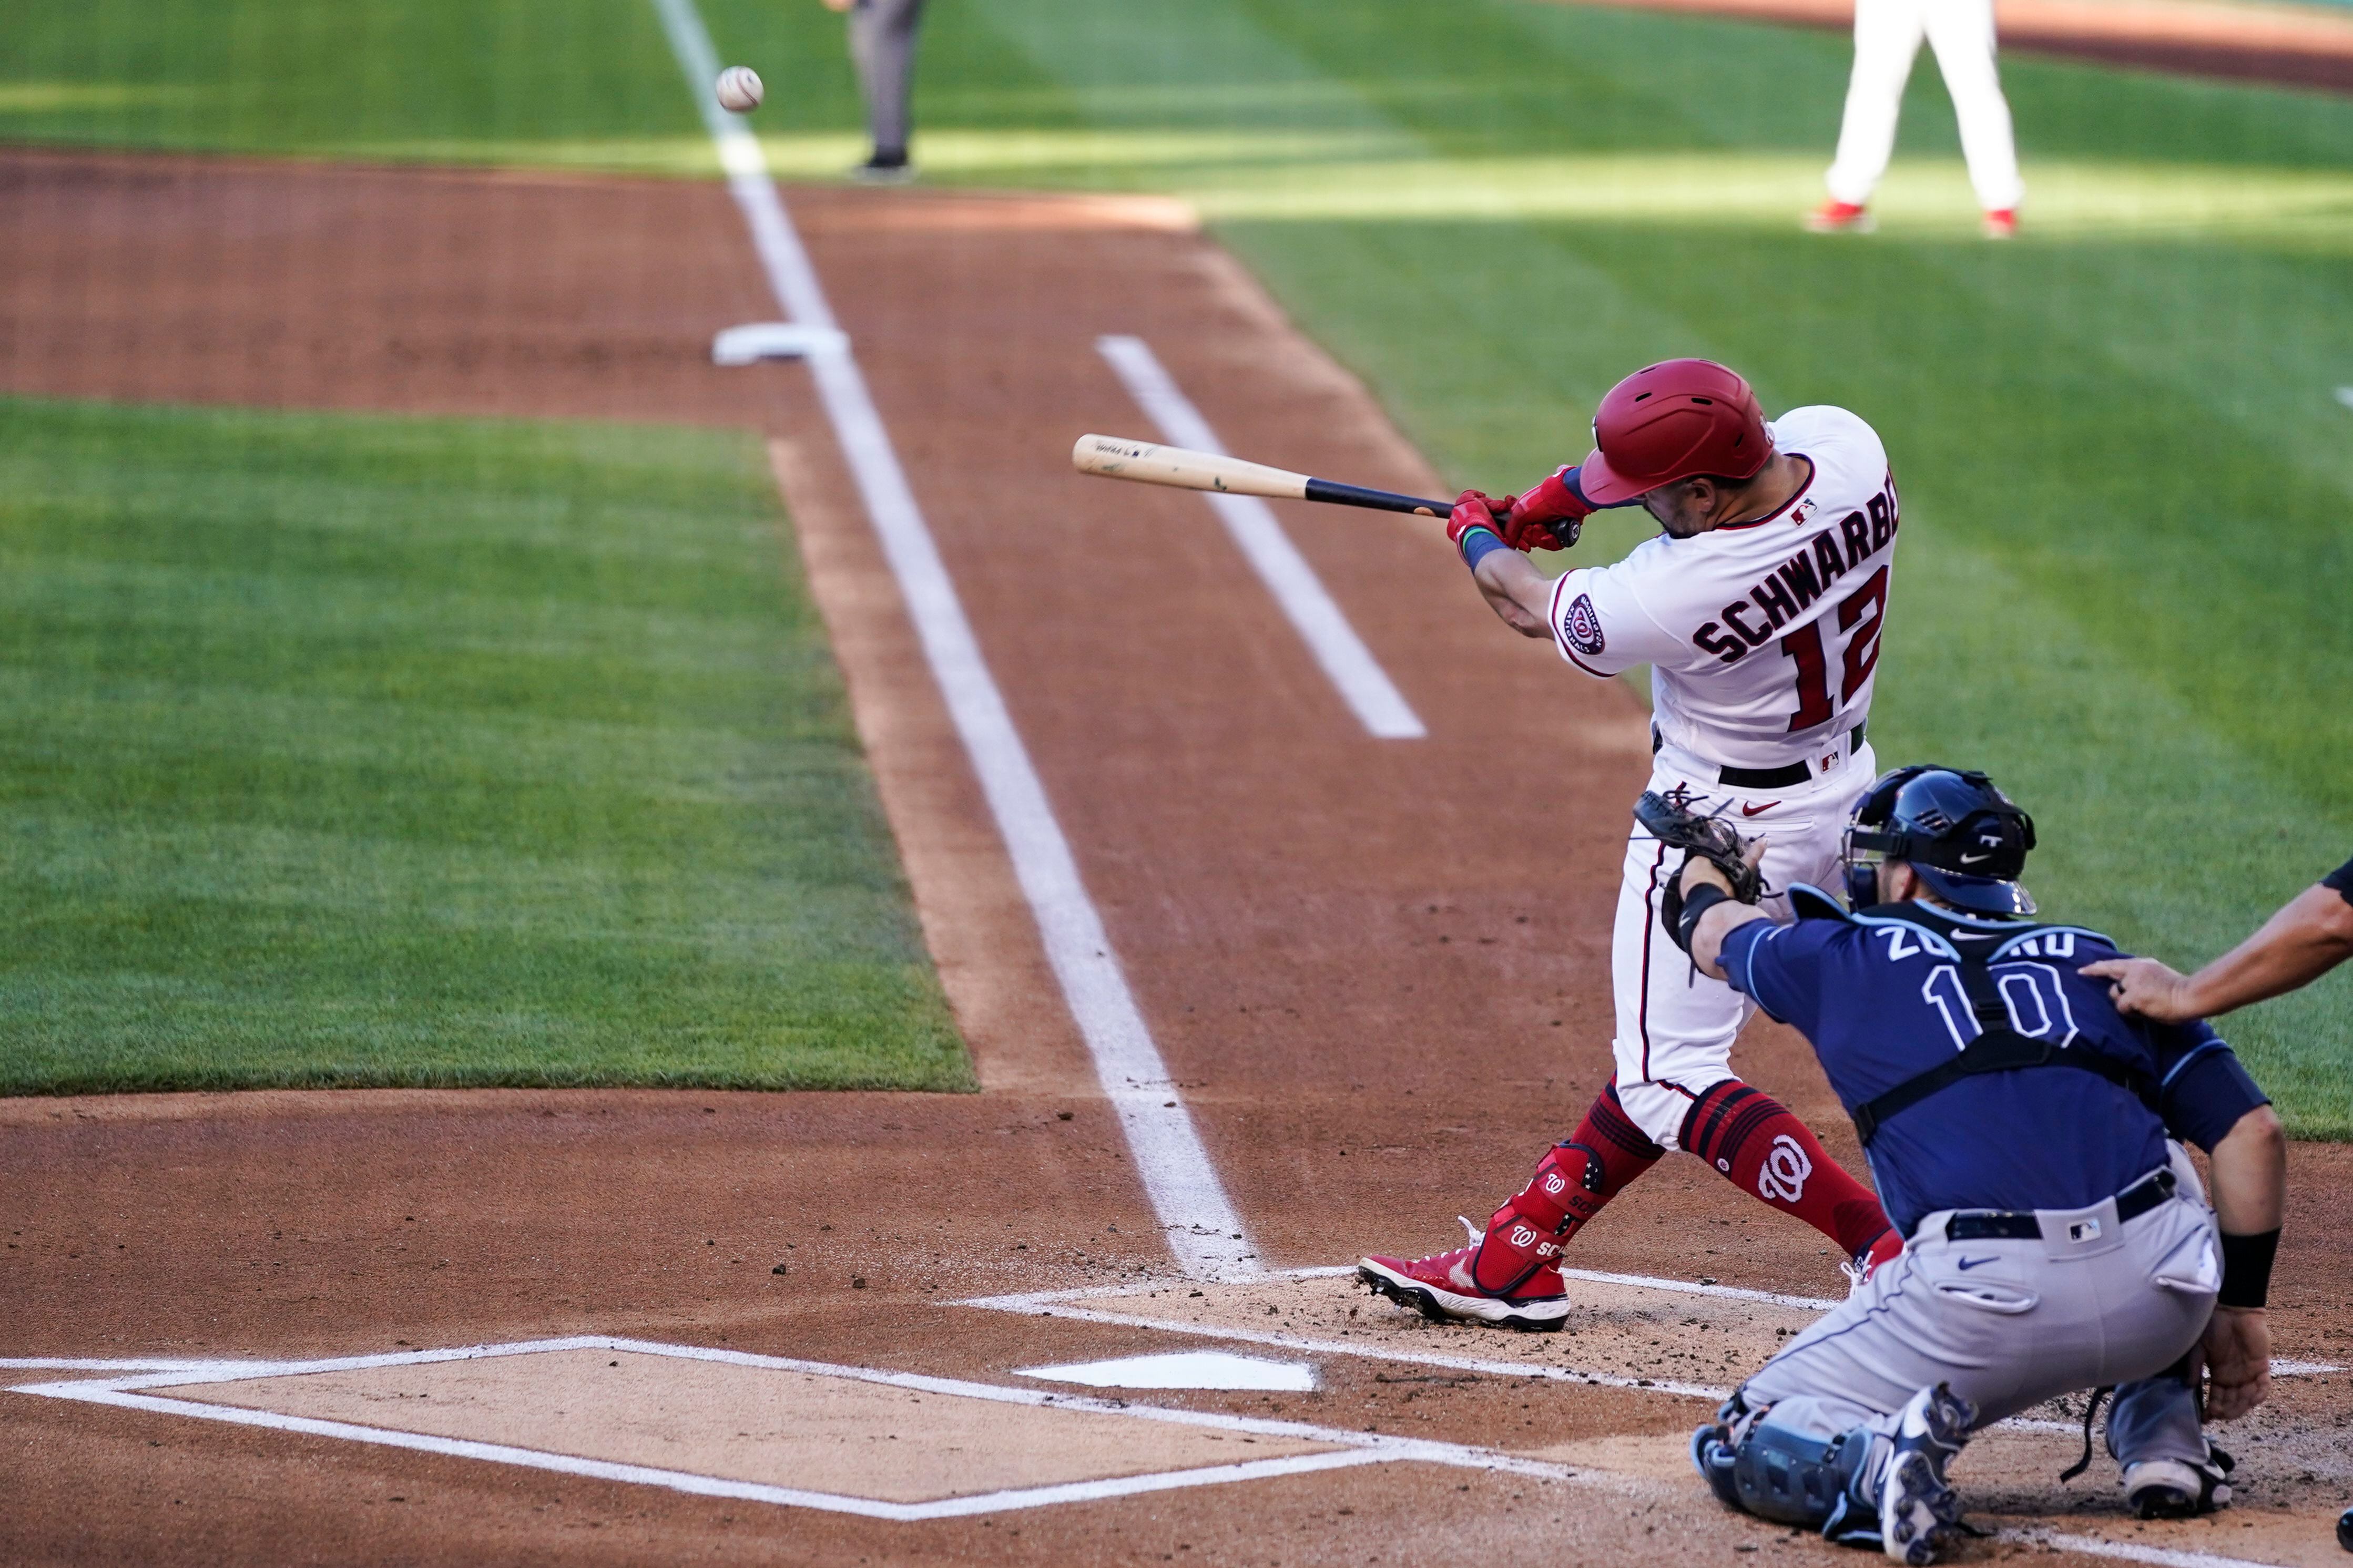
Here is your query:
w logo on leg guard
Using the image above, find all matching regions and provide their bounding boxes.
[1757,1134,1813,1203]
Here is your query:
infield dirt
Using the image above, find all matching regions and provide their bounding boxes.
[3,149,2350,1566]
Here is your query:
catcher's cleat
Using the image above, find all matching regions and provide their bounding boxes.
[1359,1221,1570,1331]
[1806,199,1875,234]
[1691,1424,1744,1511]
[1982,208,2018,239]
[1879,1384,1975,1566]
[2124,1448,2233,1519]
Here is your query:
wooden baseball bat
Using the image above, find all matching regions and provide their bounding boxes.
[1073,434,1458,519]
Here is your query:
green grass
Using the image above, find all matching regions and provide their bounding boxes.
[0,397,971,1094]
[2,0,2348,1129]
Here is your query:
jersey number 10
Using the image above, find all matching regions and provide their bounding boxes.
[1780,567,1889,732]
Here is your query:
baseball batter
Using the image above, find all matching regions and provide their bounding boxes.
[1674,766,2280,1560]
[1362,358,1907,1329]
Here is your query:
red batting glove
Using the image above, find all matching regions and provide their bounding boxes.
[1447,490,1511,560]
[1504,468,1594,552]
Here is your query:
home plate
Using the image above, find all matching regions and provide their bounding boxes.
[1018,1350,1317,1391]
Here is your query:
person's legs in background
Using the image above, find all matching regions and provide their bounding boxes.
[1921,0,2024,234]
[848,0,929,178]
[1814,0,1928,231]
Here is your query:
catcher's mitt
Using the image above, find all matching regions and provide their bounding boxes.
[1633,790,1765,945]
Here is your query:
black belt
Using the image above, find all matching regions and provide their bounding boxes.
[1679,721,1865,791]
[1942,1169,2176,1243]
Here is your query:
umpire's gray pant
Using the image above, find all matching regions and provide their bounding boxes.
[850,0,928,156]
[1741,1148,2220,1470]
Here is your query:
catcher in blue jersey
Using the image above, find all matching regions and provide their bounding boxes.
[1644,766,2285,1564]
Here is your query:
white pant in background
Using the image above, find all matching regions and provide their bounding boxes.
[1825,0,2023,213]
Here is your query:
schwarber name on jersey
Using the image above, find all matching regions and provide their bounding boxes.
[1545,406,1899,772]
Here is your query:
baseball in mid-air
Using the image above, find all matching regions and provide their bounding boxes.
[715,66,764,114]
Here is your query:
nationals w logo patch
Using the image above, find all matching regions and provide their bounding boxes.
[1563,593,1606,656]
[1757,1133,1814,1203]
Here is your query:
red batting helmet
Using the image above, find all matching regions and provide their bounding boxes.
[1576,359,1773,505]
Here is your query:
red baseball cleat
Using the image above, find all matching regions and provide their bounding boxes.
[1982,208,2018,239]
[1359,1218,1572,1331]
[1806,199,1875,234]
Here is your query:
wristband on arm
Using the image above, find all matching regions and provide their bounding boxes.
[1458,526,1506,571]
[2217,1227,2279,1310]
[1670,883,1734,955]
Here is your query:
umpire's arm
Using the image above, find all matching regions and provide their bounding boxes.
[2083,862,2353,1022]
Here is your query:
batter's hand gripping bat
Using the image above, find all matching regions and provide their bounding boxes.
[1072,434,1460,520]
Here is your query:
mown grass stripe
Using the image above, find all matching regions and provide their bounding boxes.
[0,395,971,1094]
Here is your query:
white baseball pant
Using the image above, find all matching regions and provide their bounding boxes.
[1825,0,2024,213]
[1611,739,1877,1152]
[1739,1147,2220,1469]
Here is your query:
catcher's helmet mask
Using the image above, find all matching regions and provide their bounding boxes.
[1842,765,2038,917]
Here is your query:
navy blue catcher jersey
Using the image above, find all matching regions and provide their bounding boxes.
[1719,895,2268,1236]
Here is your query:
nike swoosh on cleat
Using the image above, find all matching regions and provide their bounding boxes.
[1955,1256,1998,1270]
[1739,801,1780,817]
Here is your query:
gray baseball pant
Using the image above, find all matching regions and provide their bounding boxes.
[849,0,928,157]
[1740,1148,2220,1471]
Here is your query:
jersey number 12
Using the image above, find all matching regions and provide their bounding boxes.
[1779,567,1888,732]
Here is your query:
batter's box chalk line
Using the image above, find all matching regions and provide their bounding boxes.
[7,1335,1604,1521]
[6,1336,2316,1563]
[950,1265,2340,1422]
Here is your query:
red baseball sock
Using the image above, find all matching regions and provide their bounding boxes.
[1678,1080,1893,1261]
[1472,1080,1664,1292]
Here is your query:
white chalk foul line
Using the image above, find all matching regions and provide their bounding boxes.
[2001,1528,2294,1568]
[1094,335,1424,741]
[646,0,1257,1283]
[8,1335,1590,1518]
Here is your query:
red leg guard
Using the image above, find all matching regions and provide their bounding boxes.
[1471,1080,1664,1294]
[1678,1080,1894,1262]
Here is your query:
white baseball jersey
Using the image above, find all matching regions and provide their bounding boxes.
[1545,405,1899,774]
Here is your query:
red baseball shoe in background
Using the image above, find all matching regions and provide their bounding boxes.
[1806,199,1875,234]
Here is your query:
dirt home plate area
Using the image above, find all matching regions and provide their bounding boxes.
[4,60,2353,1568]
